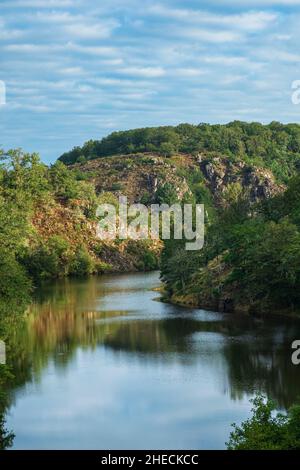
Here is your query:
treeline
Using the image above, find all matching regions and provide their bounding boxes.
[161,175,300,315]
[0,148,160,311]
[227,395,300,450]
[0,149,101,308]
[0,149,106,448]
[59,121,300,183]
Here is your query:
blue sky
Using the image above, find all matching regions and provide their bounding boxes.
[1,0,300,163]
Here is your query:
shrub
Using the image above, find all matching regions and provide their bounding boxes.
[227,394,300,450]
[69,246,95,276]
[155,182,179,205]
[0,251,31,311]
[95,261,113,273]
[142,250,158,271]
[21,236,71,280]
[126,240,159,271]
[110,182,123,191]
[140,191,152,205]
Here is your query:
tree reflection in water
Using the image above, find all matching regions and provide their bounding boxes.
[2,273,300,447]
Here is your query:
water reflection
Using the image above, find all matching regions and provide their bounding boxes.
[4,272,300,449]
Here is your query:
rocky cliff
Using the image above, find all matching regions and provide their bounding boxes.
[72,151,283,205]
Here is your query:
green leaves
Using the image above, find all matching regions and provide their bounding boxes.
[161,165,300,313]
[227,395,300,450]
[59,122,300,185]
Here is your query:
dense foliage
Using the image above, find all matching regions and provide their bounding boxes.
[59,121,300,183]
[2,122,300,449]
[161,175,300,314]
[227,395,300,450]
[0,149,100,295]
[0,148,161,295]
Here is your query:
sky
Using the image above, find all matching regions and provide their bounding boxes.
[1,0,300,163]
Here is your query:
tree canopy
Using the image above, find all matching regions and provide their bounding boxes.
[59,121,300,183]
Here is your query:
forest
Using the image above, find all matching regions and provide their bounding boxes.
[1,121,300,324]
[59,121,300,183]
[161,172,300,315]
[1,122,300,448]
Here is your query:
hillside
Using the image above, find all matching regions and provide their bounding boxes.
[0,149,163,307]
[71,151,283,206]
[59,121,300,184]
[1,123,298,318]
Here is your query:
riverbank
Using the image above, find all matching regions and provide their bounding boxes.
[155,284,300,319]
[4,271,300,449]
[160,289,300,320]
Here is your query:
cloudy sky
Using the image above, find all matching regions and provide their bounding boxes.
[1,0,300,163]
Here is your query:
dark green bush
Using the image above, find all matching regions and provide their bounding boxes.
[69,246,95,276]
[21,236,71,280]
[227,395,300,450]
[0,251,31,312]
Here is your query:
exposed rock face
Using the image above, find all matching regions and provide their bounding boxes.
[199,156,283,204]
[147,175,158,194]
[73,151,284,207]
[73,153,191,203]
[32,198,162,273]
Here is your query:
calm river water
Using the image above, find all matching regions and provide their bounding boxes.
[5,271,300,449]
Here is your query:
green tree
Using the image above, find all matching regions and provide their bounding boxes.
[69,246,95,276]
[155,182,179,205]
[48,161,79,200]
[227,395,300,450]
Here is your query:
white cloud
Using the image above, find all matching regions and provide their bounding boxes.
[2,0,75,6]
[33,12,80,23]
[59,66,85,75]
[66,43,119,56]
[4,43,47,52]
[89,78,156,89]
[273,34,291,40]
[215,0,300,5]
[149,5,277,32]
[174,68,207,78]
[117,66,165,78]
[203,56,248,66]
[219,75,245,85]
[10,102,52,112]
[64,19,119,39]
[274,51,300,62]
[201,55,263,71]
[2,0,300,162]
[26,10,120,39]
[179,28,241,43]
[256,48,300,62]
[3,42,120,57]
[0,20,23,40]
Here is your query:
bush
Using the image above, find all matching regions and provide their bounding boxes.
[227,394,300,450]
[140,191,152,205]
[126,240,159,271]
[69,246,95,276]
[0,251,31,312]
[160,142,176,157]
[21,236,71,280]
[142,250,158,271]
[110,182,123,191]
[95,261,113,274]
[48,161,79,200]
[155,182,179,205]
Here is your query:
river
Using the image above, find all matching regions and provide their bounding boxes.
[4,271,300,449]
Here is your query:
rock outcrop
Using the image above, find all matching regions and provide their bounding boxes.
[73,152,284,206]
[199,156,283,204]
